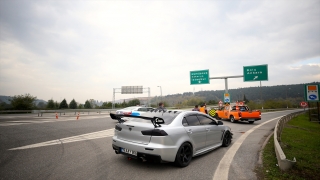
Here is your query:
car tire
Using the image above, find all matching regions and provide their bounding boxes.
[230,116,236,123]
[222,131,232,147]
[174,142,193,167]
[248,121,254,124]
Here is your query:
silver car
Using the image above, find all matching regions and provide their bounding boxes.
[110,106,155,120]
[112,110,233,167]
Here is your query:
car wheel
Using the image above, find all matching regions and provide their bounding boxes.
[175,142,193,167]
[230,116,236,123]
[248,121,254,124]
[222,131,232,147]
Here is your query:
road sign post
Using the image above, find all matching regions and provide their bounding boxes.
[190,70,210,85]
[243,64,268,82]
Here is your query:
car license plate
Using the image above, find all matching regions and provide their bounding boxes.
[121,148,137,156]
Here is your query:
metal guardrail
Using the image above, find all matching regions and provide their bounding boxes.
[32,109,117,116]
[274,110,305,171]
[0,109,117,116]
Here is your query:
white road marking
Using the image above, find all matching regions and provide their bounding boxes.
[212,116,283,180]
[9,128,115,150]
[0,115,110,126]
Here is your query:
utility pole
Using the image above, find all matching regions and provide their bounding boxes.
[157,86,162,102]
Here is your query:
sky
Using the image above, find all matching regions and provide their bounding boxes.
[0,0,319,104]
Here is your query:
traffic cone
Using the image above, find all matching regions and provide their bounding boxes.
[56,112,58,119]
[76,112,80,120]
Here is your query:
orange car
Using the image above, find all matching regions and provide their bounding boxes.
[216,105,261,124]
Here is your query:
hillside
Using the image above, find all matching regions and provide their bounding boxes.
[150,82,319,106]
[0,95,47,105]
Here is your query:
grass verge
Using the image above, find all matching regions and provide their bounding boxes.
[257,113,320,180]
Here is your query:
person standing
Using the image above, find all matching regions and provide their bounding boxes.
[192,105,199,111]
[199,103,207,114]
[156,102,167,111]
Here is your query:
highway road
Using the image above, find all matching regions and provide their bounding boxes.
[0,109,302,180]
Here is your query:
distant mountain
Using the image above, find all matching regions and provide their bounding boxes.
[0,95,11,104]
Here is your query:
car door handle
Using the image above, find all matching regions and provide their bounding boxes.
[187,129,192,134]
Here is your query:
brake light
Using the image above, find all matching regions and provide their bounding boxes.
[123,111,132,115]
[141,129,168,136]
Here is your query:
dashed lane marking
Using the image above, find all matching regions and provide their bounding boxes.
[0,115,110,126]
[9,128,115,150]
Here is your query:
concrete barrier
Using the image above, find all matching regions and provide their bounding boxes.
[274,111,305,171]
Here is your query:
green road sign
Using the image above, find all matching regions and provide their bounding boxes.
[243,64,268,82]
[190,69,210,85]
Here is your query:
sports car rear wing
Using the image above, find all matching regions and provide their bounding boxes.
[111,113,165,127]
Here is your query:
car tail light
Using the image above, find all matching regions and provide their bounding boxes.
[115,125,122,131]
[123,111,132,115]
[141,129,168,136]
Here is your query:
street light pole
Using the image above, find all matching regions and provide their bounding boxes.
[157,86,162,102]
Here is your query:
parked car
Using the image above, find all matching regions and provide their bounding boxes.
[112,110,233,167]
[216,104,261,124]
[110,106,154,120]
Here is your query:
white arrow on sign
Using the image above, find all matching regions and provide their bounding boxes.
[253,76,258,80]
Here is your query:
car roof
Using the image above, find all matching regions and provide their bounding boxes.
[121,106,153,110]
[126,110,217,125]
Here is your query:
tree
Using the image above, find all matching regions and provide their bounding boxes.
[69,99,77,109]
[84,100,92,109]
[0,102,12,110]
[121,100,127,107]
[243,94,250,103]
[128,99,140,106]
[59,99,68,109]
[47,99,55,109]
[89,99,96,108]
[78,104,83,109]
[55,101,59,109]
[9,93,37,110]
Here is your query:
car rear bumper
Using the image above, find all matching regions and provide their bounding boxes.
[112,136,178,162]
[240,118,261,121]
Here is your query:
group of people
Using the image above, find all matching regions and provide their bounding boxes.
[192,103,208,114]
[155,102,209,115]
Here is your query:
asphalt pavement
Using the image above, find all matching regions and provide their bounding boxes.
[0,110,301,180]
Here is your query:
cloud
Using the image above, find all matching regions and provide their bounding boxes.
[0,0,319,104]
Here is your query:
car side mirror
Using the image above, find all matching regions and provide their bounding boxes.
[218,121,223,125]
